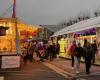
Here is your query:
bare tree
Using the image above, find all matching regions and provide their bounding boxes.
[94,11,98,17]
[58,10,91,28]
[93,7,100,17]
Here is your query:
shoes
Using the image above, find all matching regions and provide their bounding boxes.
[92,61,95,64]
[71,67,74,70]
[86,72,90,74]
[76,70,80,74]
[76,71,80,74]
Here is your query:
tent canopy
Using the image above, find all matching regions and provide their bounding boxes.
[52,16,100,37]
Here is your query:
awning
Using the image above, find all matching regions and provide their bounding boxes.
[52,16,100,37]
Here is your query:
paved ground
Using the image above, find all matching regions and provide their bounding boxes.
[0,58,100,80]
[46,59,100,80]
[0,61,68,80]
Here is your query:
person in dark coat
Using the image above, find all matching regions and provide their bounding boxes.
[84,39,88,47]
[56,42,60,59]
[47,44,55,61]
[83,42,93,74]
[52,43,56,59]
[91,40,98,63]
[22,47,28,64]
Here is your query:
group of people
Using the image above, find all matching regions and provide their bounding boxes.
[69,39,98,74]
[21,39,98,74]
[45,42,60,61]
[21,41,60,64]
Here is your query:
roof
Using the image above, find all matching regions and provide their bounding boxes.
[52,16,100,37]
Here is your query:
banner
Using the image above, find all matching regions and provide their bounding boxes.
[1,56,20,69]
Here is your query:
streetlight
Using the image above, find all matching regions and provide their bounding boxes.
[15,18,20,54]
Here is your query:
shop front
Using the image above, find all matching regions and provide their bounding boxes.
[58,38,67,58]
[56,33,74,58]
[74,28,97,44]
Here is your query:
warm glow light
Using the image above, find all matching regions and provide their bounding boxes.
[3,23,6,27]
[0,24,2,26]
[0,18,42,52]
[8,23,12,27]
[6,30,8,34]
[9,28,12,34]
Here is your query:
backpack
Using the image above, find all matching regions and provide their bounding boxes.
[75,47,83,57]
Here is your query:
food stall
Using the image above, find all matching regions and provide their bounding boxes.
[0,25,20,70]
[0,18,42,53]
[0,18,42,69]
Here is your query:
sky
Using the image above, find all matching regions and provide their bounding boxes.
[0,0,100,25]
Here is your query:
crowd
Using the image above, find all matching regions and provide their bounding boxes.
[21,40,60,64]
[21,39,98,75]
[69,39,98,74]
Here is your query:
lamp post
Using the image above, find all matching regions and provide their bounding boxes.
[9,27,12,52]
[13,0,20,54]
[15,18,20,54]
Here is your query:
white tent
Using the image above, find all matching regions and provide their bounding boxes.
[52,16,100,37]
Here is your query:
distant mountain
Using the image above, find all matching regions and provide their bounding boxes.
[40,25,66,32]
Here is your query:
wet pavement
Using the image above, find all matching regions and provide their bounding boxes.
[0,61,68,80]
[0,58,100,80]
[47,59,100,80]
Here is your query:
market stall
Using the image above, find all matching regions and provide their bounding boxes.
[52,16,100,65]
[0,18,42,53]
[0,25,21,70]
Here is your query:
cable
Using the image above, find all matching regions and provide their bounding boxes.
[0,4,13,17]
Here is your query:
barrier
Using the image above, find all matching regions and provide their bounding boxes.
[0,54,21,70]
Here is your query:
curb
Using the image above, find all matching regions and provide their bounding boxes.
[43,62,77,80]
[59,57,100,66]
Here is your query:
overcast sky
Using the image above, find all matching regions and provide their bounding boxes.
[0,0,100,25]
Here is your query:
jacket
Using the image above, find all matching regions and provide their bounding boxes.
[69,44,76,56]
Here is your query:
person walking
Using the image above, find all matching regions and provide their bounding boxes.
[91,40,98,63]
[47,44,54,61]
[52,43,57,59]
[69,40,77,69]
[22,47,28,64]
[56,42,60,59]
[34,42,41,61]
[74,43,83,73]
[28,43,34,62]
[83,42,93,74]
